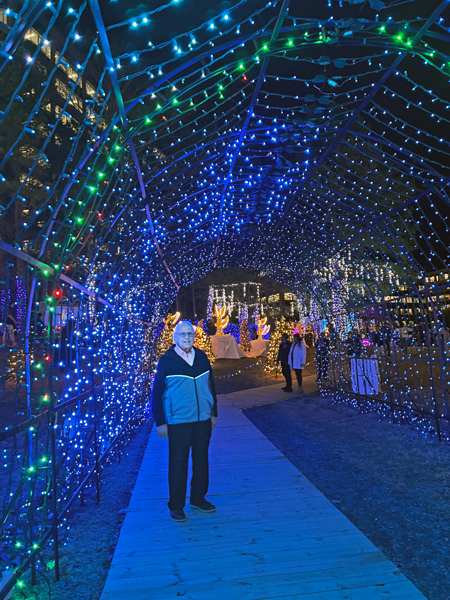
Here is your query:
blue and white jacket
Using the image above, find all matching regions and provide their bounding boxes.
[151,346,218,426]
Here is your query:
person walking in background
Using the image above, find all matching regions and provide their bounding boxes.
[277,333,292,392]
[288,332,306,393]
[346,331,354,357]
[206,318,216,336]
[353,329,363,357]
[316,332,330,381]
[399,321,412,353]
[151,321,218,523]
[439,324,450,357]
[5,304,17,347]
[380,322,392,357]
[346,330,362,358]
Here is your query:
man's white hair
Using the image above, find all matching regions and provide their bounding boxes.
[173,320,195,342]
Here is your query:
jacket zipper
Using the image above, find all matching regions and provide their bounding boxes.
[193,377,200,421]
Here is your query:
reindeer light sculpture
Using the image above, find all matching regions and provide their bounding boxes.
[256,315,270,340]
[213,305,229,336]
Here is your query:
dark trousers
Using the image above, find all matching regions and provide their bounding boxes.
[281,362,292,389]
[317,356,329,380]
[167,419,212,511]
[381,341,391,356]
[294,368,303,387]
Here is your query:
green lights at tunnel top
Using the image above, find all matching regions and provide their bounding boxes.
[129,24,424,136]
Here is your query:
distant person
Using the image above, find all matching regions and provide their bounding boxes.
[328,322,337,345]
[59,318,75,368]
[439,325,450,356]
[288,333,306,393]
[380,322,392,356]
[277,333,292,392]
[369,325,380,347]
[347,330,362,358]
[414,324,426,347]
[5,304,17,347]
[206,318,216,336]
[399,322,412,353]
[316,332,330,381]
[429,326,438,348]
[353,330,363,357]
[151,321,218,523]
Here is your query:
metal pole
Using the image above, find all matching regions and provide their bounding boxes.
[93,380,101,505]
[50,392,60,581]
[192,282,196,320]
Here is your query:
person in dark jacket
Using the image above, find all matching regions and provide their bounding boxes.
[346,330,362,358]
[151,320,218,523]
[206,318,216,336]
[316,332,330,381]
[277,333,292,392]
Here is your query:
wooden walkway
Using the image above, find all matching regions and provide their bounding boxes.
[101,378,427,600]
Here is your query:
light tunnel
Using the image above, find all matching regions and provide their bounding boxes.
[0,0,450,592]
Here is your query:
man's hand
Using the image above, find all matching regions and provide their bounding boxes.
[211,416,217,430]
[157,424,168,439]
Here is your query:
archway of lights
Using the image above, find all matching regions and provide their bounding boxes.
[1,0,450,592]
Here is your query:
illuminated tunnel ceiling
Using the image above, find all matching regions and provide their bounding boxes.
[2,0,450,304]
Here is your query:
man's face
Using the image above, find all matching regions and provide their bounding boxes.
[175,325,195,351]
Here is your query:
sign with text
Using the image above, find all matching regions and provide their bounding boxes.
[351,358,380,396]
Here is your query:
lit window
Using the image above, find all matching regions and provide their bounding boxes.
[86,81,96,97]
[41,44,52,58]
[24,28,40,45]
[55,78,70,100]
[69,93,83,112]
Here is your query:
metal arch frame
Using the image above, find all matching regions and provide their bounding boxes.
[211,0,292,268]
[33,10,450,292]
[252,0,450,266]
[38,27,437,277]
[88,0,179,289]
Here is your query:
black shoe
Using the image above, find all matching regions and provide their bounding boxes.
[282,387,293,393]
[170,509,187,522]
[190,499,216,513]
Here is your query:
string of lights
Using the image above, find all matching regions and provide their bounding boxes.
[1,0,450,595]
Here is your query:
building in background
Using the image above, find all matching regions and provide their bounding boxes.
[207,281,299,324]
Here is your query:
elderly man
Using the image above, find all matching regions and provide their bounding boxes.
[151,321,218,522]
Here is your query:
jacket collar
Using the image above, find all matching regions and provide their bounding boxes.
[166,345,197,365]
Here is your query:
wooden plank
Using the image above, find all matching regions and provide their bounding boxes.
[102,550,389,591]
[100,386,427,600]
[101,563,415,600]
[113,524,359,557]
